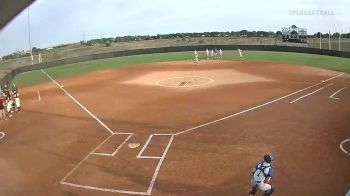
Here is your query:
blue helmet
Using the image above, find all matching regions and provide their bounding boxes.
[264,153,274,163]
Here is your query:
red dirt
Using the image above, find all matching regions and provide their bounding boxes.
[0,60,349,196]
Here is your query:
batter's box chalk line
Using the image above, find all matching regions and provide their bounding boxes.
[0,132,5,140]
[90,133,133,157]
[61,134,175,195]
[340,139,350,155]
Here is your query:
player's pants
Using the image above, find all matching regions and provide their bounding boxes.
[15,98,20,108]
[6,100,13,112]
[250,178,274,195]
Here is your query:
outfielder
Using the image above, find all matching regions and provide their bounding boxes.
[238,48,244,59]
[193,53,199,65]
[249,154,275,196]
[219,49,223,58]
[211,49,214,58]
[206,49,209,59]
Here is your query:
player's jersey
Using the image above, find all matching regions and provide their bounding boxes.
[252,162,273,182]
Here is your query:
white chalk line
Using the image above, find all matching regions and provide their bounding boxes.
[138,156,162,159]
[62,134,175,195]
[60,134,114,183]
[91,133,133,157]
[137,134,174,159]
[0,132,5,140]
[340,139,350,155]
[175,73,344,136]
[137,134,155,158]
[329,86,348,100]
[40,69,114,135]
[43,69,344,194]
[61,182,149,195]
[146,135,174,195]
[41,69,155,194]
[290,83,334,104]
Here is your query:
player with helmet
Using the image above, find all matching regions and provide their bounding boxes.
[249,153,275,196]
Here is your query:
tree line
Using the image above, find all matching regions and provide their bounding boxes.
[2,30,350,60]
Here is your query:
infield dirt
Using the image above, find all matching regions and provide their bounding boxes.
[0,60,349,196]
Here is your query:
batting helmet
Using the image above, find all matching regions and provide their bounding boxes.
[264,153,274,163]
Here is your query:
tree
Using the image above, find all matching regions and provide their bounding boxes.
[240,30,248,36]
[332,32,340,37]
[276,31,282,37]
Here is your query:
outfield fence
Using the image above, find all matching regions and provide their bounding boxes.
[1,45,350,85]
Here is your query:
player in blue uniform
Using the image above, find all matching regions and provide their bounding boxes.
[249,153,275,196]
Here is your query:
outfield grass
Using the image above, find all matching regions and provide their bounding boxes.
[14,51,350,87]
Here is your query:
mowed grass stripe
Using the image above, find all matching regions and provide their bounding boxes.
[14,51,350,87]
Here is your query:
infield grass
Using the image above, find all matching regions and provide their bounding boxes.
[14,51,350,87]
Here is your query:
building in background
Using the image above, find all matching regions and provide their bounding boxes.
[282,25,307,44]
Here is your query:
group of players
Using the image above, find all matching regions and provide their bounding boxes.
[0,84,21,121]
[193,48,244,65]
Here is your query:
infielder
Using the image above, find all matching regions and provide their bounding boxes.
[249,154,275,196]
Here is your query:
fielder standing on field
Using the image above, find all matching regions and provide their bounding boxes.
[238,48,244,59]
[193,52,199,65]
[249,154,275,196]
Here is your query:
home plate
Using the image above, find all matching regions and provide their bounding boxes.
[128,142,140,148]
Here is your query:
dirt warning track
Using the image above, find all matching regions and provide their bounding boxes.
[0,60,349,196]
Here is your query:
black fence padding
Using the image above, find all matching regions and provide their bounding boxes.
[2,45,350,85]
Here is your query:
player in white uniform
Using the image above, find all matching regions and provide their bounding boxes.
[238,48,244,59]
[13,90,21,112]
[219,49,223,58]
[206,49,209,59]
[210,49,214,58]
[6,97,13,117]
[249,154,275,196]
[193,53,199,65]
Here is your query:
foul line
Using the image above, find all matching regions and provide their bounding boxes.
[0,132,5,140]
[290,83,333,104]
[330,86,348,100]
[41,69,114,135]
[175,73,344,136]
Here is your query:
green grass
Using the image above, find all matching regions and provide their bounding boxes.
[14,51,350,87]
[223,51,350,72]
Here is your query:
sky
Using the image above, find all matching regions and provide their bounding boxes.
[0,0,349,56]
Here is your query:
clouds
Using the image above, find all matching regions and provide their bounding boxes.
[1,0,349,56]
